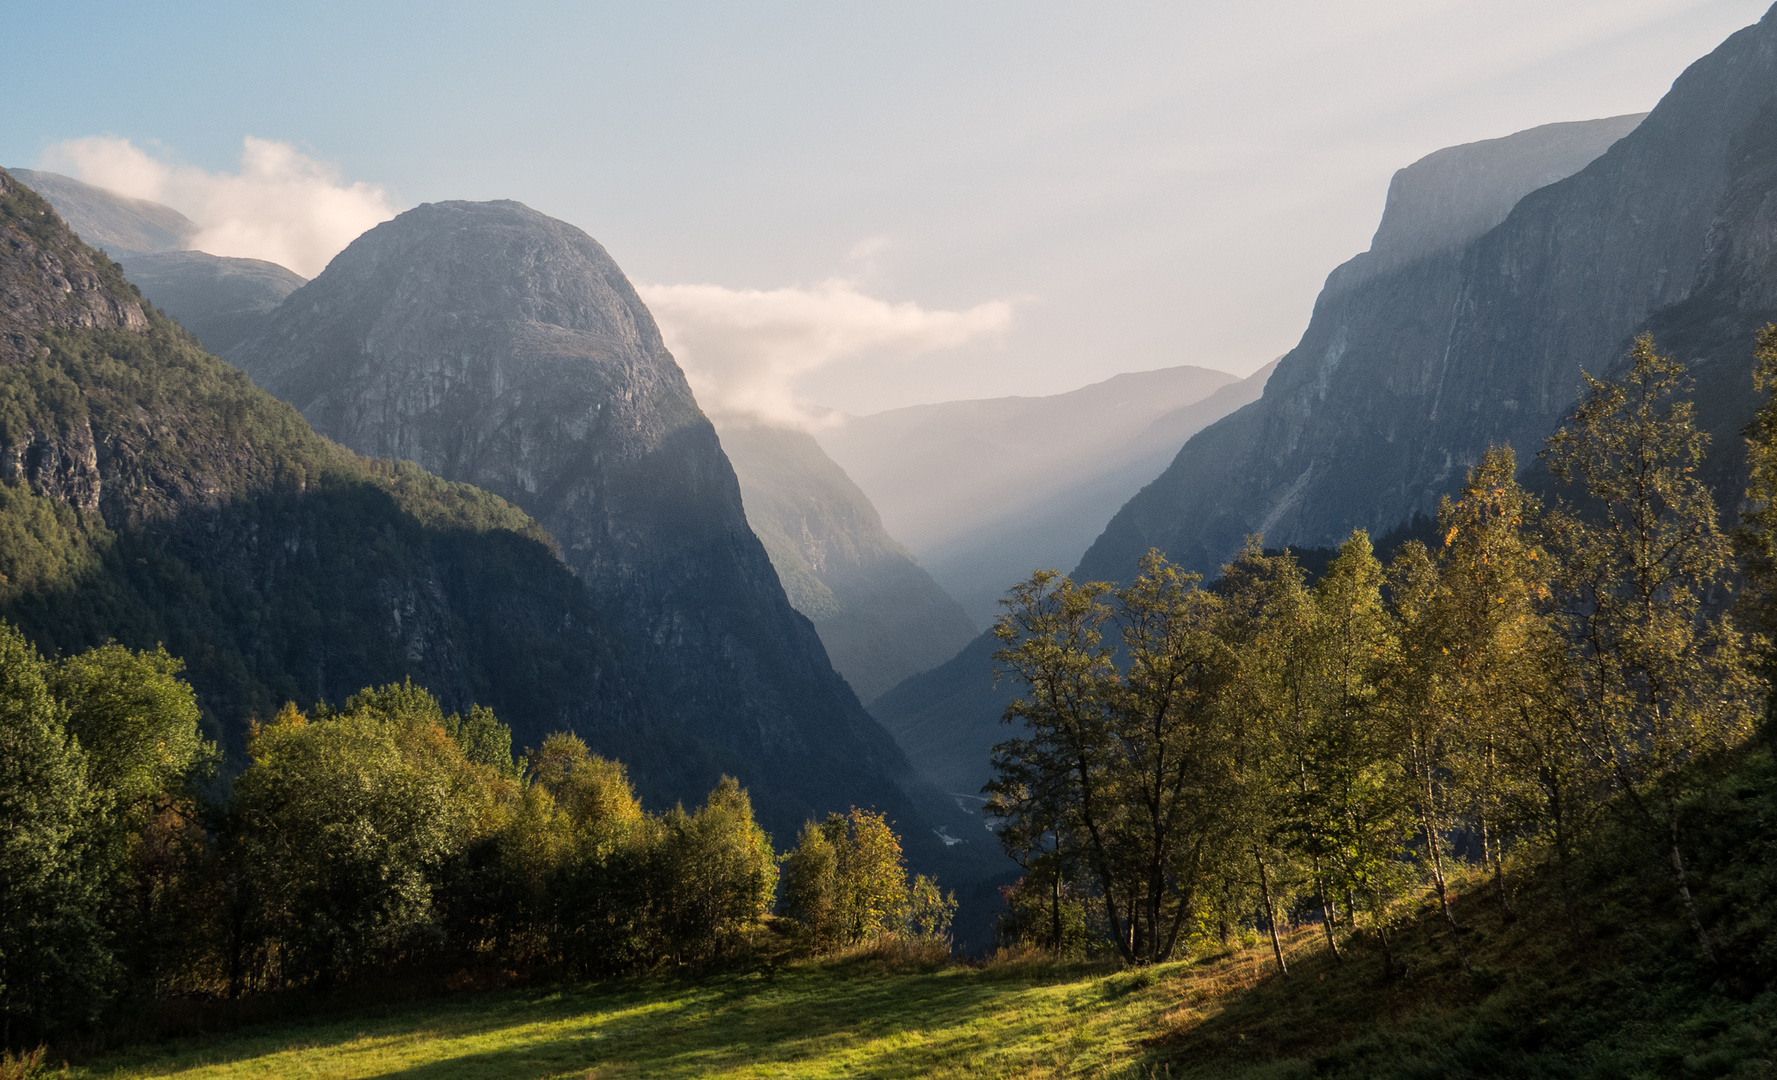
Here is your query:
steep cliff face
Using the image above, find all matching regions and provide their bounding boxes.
[229,200,946,845]
[0,169,708,790]
[1079,15,1777,584]
[714,414,976,702]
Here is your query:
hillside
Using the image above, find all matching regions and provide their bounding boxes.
[817,364,1248,625]
[714,414,976,702]
[224,198,977,854]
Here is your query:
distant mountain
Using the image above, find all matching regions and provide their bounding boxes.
[8,169,197,257]
[10,169,307,356]
[227,199,978,854]
[872,106,1664,803]
[119,251,305,355]
[817,364,1249,625]
[713,414,976,702]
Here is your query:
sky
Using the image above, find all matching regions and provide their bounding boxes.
[4,0,1771,421]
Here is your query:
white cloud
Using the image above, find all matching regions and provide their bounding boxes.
[40,136,399,277]
[636,279,1012,426]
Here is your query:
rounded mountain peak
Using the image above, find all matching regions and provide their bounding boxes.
[296,197,668,358]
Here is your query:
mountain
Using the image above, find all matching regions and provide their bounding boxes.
[9,169,308,356]
[871,108,1665,802]
[1077,74,1776,581]
[8,169,197,257]
[226,199,974,854]
[817,364,1248,625]
[119,251,306,356]
[0,166,703,790]
[712,414,976,703]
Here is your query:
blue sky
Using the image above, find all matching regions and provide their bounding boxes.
[5,1,1771,415]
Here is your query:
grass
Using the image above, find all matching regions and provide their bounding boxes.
[72,948,1182,1080]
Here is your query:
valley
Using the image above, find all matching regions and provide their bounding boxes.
[7,4,1777,1075]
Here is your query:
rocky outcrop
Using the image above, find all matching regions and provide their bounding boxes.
[228,200,961,848]
[0,171,148,362]
[714,414,976,702]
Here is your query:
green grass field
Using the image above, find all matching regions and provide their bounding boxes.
[73,951,1201,1080]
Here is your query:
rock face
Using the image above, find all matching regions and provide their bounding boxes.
[818,365,1250,625]
[1077,23,1777,585]
[10,170,309,356]
[0,172,149,362]
[713,414,976,702]
[869,101,1687,802]
[229,199,948,846]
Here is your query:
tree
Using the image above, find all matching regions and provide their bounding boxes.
[1210,539,1312,975]
[1286,532,1412,966]
[1426,448,1569,916]
[48,643,213,998]
[230,687,501,990]
[1543,335,1760,963]
[0,622,112,1045]
[652,777,775,965]
[989,551,1235,965]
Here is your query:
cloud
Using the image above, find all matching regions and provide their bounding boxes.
[636,279,1012,426]
[40,137,399,277]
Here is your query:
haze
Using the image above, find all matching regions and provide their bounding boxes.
[3,0,1767,417]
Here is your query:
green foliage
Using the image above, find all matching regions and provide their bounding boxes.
[49,644,210,817]
[988,551,1242,965]
[652,777,777,965]
[778,807,952,951]
[0,623,112,1042]
[988,335,1767,977]
[229,691,501,991]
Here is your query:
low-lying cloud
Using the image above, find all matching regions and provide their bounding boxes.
[41,137,399,277]
[637,279,1012,426]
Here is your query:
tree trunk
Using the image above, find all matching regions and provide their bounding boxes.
[1312,857,1342,962]
[1478,810,1516,920]
[1419,805,1471,975]
[1050,872,1063,955]
[1668,815,1718,965]
[1255,848,1288,977]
